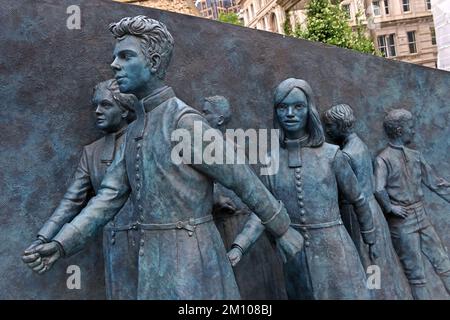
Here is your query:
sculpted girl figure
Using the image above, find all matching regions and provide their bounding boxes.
[229,78,377,299]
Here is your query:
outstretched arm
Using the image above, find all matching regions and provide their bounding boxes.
[38,147,94,241]
[177,113,304,259]
[420,154,450,203]
[52,139,131,257]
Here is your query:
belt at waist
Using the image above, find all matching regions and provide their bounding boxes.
[109,215,214,235]
[291,218,343,230]
[391,200,424,210]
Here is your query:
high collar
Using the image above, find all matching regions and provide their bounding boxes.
[343,133,357,146]
[388,142,407,151]
[101,125,128,162]
[284,135,309,168]
[141,86,175,114]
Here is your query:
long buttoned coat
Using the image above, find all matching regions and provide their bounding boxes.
[263,143,372,299]
[52,86,290,300]
[37,128,138,299]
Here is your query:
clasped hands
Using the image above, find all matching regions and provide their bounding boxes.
[22,239,63,274]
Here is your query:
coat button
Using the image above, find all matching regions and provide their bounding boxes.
[136,174,140,181]
[136,194,141,201]
[136,154,140,160]
[137,143,141,149]
[305,241,310,247]
[295,174,301,180]
[140,215,144,220]
[304,233,310,240]
[299,202,304,208]
[300,217,306,223]
[139,249,144,256]
[295,168,301,173]
[296,180,302,187]
[138,205,143,211]
[297,190,303,196]
[300,209,306,215]
[140,239,145,246]
[297,194,303,200]
[135,165,139,171]
[301,227,307,232]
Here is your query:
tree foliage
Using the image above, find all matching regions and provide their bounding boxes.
[218,12,244,26]
[287,0,378,55]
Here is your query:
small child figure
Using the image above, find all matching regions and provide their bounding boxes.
[374,109,450,299]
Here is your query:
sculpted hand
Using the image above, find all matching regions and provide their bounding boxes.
[276,227,304,263]
[24,242,62,274]
[227,247,243,267]
[391,205,408,219]
[215,196,237,214]
[368,243,379,263]
[22,238,46,269]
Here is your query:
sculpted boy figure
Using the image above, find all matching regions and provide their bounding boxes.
[22,79,138,299]
[374,109,450,299]
[323,104,411,299]
[23,16,303,300]
[203,95,287,299]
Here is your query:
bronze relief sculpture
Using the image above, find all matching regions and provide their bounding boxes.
[323,104,412,299]
[230,78,378,299]
[22,79,138,299]
[374,109,450,299]
[203,95,287,299]
[21,16,303,300]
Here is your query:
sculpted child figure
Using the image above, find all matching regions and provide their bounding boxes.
[22,79,138,299]
[204,95,287,299]
[374,108,450,299]
[323,104,412,300]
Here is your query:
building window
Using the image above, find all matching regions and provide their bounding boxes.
[250,4,255,19]
[377,34,396,57]
[426,0,431,10]
[430,27,436,45]
[407,31,417,53]
[384,0,389,14]
[402,0,410,12]
[342,4,351,19]
[372,1,381,16]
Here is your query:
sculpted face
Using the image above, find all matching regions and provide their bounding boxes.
[92,87,127,133]
[401,119,415,145]
[276,88,309,136]
[202,101,224,129]
[323,118,344,143]
[110,35,152,96]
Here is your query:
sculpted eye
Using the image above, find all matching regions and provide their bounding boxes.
[295,104,305,109]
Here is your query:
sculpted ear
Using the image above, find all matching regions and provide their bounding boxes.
[396,126,403,136]
[149,53,161,74]
[121,109,129,119]
[217,115,224,126]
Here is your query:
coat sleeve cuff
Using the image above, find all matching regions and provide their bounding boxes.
[37,220,62,241]
[361,227,376,245]
[262,202,291,238]
[52,223,85,257]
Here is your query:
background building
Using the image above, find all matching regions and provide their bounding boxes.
[195,0,240,20]
[239,0,438,68]
[432,0,450,71]
[114,0,201,16]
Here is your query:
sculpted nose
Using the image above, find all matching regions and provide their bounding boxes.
[111,57,121,71]
[287,106,295,117]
